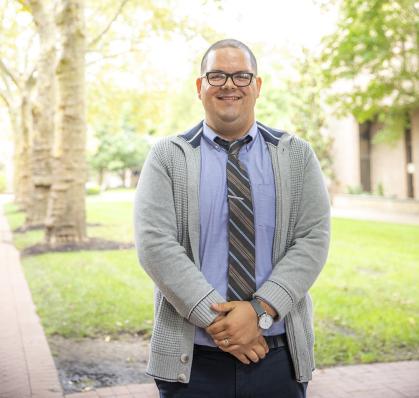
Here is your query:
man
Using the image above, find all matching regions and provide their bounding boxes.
[134,39,330,397]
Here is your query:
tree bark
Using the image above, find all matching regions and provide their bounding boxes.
[0,61,34,209]
[25,0,56,227]
[45,0,87,244]
[17,93,34,210]
[6,81,35,210]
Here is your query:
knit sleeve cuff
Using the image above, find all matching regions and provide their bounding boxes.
[254,280,294,320]
[188,289,226,328]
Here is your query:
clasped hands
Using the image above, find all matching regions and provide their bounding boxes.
[205,301,268,365]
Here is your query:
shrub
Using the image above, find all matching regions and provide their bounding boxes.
[85,182,101,195]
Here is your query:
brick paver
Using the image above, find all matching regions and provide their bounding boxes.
[0,198,62,397]
[1,195,418,398]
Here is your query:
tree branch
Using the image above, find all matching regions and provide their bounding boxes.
[0,0,9,29]
[0,88,11,109]
[23,31,37,75]
[0,58,20,89]
[1,73,15,107]
[24,64,37,91]
[88,0,130,50]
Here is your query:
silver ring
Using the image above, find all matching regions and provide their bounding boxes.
[223,337,231,346]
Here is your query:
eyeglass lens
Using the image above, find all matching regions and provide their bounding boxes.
[207,72,252,87]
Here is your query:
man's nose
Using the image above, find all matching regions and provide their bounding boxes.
[222,75,237,88]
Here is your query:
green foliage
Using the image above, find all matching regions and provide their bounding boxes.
[256,56,335,181]
[89,123,151,177]
[372,110,410,144]
[346,184,366,195]
[163,77,204,133]
[84,1,221,138]
[0,163,6,193]
[85,182,101,195]
[321,0,419,140]
[287,50,335,181]
[255,72,291,128]
[87,80,173,137]
[374,181,385,196]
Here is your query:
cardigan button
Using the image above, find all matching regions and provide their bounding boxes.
[177,373,187,382]
[180,354,189,364]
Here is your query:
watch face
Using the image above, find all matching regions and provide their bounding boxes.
[259,314,273,329]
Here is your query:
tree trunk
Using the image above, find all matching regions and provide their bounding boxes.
[18,94,34,211]
[10,104,24,205]
[98,168,104,186]
[25,0,56,227]
[45,0,87,245]
[10,89,34,210]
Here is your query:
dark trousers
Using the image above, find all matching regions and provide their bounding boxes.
[155,344,308,398]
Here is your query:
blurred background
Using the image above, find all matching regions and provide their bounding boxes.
[0,0,418,394]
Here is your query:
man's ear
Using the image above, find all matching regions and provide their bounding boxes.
[196,77,202,99]
[256,76,262,98]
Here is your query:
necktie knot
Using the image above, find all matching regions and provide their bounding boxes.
[214,135,252,155]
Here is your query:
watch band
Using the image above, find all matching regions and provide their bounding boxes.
[249,298,266,318]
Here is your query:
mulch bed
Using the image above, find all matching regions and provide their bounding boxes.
[21,237,134,256]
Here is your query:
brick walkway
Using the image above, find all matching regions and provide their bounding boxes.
[0,200,62,397]
[0,195,418,398]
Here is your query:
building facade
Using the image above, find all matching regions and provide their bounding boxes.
[330,109,419,200]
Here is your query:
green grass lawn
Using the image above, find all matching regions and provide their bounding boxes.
[312,218,419,366]
[4,193,419,366]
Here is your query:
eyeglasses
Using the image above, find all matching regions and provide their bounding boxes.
[202,71,255,87]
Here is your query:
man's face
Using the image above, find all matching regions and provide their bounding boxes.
[196,47,262,138]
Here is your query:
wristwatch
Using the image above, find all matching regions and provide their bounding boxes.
[249,298,273,330]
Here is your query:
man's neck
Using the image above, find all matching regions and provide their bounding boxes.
[205,120,255,141]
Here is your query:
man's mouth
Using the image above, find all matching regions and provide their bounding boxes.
[217,95,241,101]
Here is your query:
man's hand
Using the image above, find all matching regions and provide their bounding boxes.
[206,301,260,348]
[224,335,269,364]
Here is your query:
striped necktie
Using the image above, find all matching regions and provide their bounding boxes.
[215,135,256,301]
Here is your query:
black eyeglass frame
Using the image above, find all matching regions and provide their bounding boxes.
[201,71,255,87]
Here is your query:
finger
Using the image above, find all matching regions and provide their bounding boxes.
[217,344,240,353]
[252,343,267,360]
[206,321,227,335]
[245,350,260,363]
[213,314,225,323]
[258,336,269,353]
[205,315,225,333]
[214,340,240,351]
[233,353,250,365]
[212,330,231,340]
[211,302,236,313]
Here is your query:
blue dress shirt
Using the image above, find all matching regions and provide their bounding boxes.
[195,121,285,346]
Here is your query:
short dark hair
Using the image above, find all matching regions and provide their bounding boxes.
[200,39,258,75]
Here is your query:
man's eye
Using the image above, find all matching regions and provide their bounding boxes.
[235,73,251,80]
[210,73,226,80]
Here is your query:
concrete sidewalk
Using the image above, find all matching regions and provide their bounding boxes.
[331,207,419,225]
[0,197,418,398]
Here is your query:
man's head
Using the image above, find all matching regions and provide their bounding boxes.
[200,39,258,75]
[196,39,262,140]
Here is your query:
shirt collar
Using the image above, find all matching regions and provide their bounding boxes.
[202,121,258,152]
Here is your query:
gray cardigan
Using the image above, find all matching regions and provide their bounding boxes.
[133,121,330,383]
